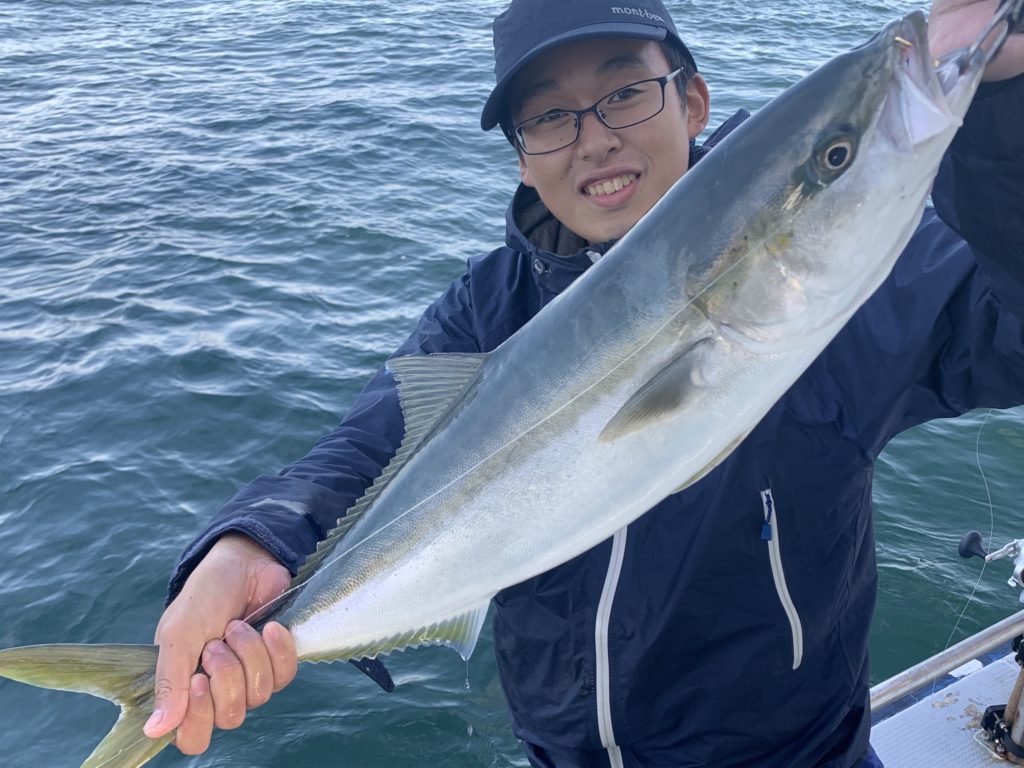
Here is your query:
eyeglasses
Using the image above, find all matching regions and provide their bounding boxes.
[511,68,686,156]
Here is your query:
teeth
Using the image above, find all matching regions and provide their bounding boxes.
[586,173,637,197]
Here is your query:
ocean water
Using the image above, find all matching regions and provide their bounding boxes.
[1,1,1022,766]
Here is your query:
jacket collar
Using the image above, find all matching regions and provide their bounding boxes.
[504,109,751,295]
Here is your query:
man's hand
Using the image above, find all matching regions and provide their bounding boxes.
[144,534,299,755]
[930,0,1024,81]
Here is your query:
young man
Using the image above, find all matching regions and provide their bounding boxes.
[146,0,1024,765]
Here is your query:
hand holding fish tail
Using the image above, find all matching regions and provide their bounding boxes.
[146,533,297,755]
[930,0,1024,81]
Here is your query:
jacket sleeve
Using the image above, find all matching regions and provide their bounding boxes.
[837,73,1024,447]
[932,73,1024,317]
[166,271,481,601]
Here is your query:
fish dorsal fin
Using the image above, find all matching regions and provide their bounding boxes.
[599,338,715,443]
[287,352,489,589]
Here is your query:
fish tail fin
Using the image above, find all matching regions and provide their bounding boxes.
[81,705,171,768]
[0,643,172,768]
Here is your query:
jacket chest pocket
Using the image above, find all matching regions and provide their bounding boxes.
[760,488,804,670]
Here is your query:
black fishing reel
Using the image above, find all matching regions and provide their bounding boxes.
[960,531,1024,594]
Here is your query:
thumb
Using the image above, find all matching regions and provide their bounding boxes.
[145,630,198,738]
[144,537,257,738]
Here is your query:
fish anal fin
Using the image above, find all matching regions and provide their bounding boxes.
[435,601,491,661]
[599,338,715,443]
[309,601,494,665]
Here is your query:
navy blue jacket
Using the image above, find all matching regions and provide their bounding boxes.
[169,75,1024,767]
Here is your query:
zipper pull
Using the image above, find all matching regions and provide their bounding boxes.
[760,489,774,541]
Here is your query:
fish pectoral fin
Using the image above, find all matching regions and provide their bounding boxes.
[349,657,395,692]
[599,338,715,443]
[0,643,171,768]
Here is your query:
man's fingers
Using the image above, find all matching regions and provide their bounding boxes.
[223,620,274,709]
[263,621,298,692]
[150,536,293,751]
[202,640,248,730]
[145,639,196,739]
[174,674,214,755]
[929,0,1024,81]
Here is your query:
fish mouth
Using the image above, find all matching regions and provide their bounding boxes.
[877,12,962,152]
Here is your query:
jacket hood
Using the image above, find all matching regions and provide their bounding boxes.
[504,109,750,294]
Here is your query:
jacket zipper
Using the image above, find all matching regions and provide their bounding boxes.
[760,489,804,670]
[596,527,627,768]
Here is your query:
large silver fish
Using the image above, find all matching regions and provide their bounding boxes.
[0,10,993,768]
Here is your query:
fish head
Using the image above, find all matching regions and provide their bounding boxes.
[681,11,977,351]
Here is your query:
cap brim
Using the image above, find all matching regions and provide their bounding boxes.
[480,22,669,131]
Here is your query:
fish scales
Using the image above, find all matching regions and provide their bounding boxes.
[279,12,978,663]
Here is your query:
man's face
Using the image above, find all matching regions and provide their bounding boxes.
[511,37,709,245]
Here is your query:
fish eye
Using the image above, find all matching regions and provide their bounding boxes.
[822,138,855,171]
[805,132,858,187]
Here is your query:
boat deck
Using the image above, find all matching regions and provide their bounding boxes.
[871,652,1018,766]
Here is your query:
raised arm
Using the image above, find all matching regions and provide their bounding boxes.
[812,6,1024,450]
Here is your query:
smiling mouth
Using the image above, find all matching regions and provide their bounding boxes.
[584,173,638,197]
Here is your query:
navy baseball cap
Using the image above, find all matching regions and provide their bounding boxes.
[481,0,697,131]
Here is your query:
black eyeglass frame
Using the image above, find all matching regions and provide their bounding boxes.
[510,67,687,156]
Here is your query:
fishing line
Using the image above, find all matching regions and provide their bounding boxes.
[242,11,986,627]
[938,409,995,659]
[232,11,987,671]
[242,129,920,630]
[239,214,806,624]
[230,8,1014,653]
